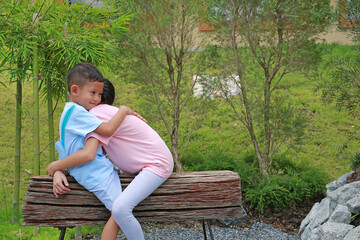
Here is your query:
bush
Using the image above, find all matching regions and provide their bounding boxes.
[351,152,360,170]
[244,153,328,214]
[246,182,291,214]
[182,149,259,189]
[183,150,328,215]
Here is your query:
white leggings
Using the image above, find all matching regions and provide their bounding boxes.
[112,169,166,240]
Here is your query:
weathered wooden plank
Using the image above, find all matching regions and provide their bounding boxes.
[24,192,103,206]
[26,187,94,196]
[23,219,107,227]
[23,206,242,227]
[23,205,242,226]
[134,207,243,222]
[29,171,240,183]
[23,171,242,228]
[22,204,110,220]
[25,187,240,209]
[27,180,241,197]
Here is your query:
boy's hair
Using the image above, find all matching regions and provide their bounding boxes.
[67,62,104,92]
[100,78,115,105]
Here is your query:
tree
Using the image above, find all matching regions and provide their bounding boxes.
[114,0,209,172]
[0,0,129,225]
[320,0,360,110]
[0,0,36,223]
[203,0,333,176]
[317,0,360,164]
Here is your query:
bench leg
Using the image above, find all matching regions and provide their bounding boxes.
[202,220,214,240]
[58,227,67,240]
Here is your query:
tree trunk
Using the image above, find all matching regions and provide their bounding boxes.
[64,73,69,102]
[171,90,183,172]
[171,131,183,172]
[47,78,55,163]
[261,78,271,176]
[230,22,266,176]
[12,80,22,224]
[32,41,40,175]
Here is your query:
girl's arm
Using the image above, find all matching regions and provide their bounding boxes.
[94,105,134,137]
[46,137,100,176]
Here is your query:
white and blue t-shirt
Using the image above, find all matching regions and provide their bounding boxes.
[55,102,114,191]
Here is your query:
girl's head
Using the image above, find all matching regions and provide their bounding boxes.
[101,78,115,105]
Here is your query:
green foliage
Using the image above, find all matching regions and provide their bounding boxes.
[351,152,360,170]
[183,147,328,215]
[200,0,334,175]
[246,182,291,214]
[114,0,211,171]
[0,207,103,240]
[315,44,360,169]
[244,154,328,214]
[318,45,360,113]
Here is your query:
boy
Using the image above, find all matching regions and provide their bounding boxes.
[54,62,132,210]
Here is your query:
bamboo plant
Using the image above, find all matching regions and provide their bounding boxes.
[0,0,35,223]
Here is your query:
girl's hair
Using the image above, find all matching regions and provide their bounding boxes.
[101,78,115,105]
[67,62,104,92]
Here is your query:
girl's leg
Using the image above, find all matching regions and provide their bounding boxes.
[112,169,166,240]
[101,214,120,240]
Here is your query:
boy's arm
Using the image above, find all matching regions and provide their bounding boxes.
[46,137,100,176]
[94,105,134,137]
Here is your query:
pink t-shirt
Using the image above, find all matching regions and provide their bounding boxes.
[88,104,174,178]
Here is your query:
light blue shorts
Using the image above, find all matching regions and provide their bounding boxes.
[90,170,122,211]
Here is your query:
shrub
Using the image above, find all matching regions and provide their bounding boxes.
[246,182,291,214]
[351,152,360,170]
[244,156,328,214]
[183,150,328,215]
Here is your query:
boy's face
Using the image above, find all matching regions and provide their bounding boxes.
[72,81,104,110]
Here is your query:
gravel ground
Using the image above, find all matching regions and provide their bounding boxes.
[112,220,301,240]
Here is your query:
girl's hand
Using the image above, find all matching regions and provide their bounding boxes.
[52,171,70,198]
[119,105,147,123]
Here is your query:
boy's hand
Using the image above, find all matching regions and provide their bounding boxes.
[134,112,148,123]
[52,171,70,198]
[46,161,58,176]
[120,105,148,123]
[119,105,134,115]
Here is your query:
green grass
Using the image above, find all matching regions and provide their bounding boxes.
[0,209,103,240]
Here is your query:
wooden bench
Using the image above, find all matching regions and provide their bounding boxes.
[23,170,242,240]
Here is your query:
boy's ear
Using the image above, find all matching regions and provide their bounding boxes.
[70,85,80,95]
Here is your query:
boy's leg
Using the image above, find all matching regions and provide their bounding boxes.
[111,169,166,240]
[101,213,120,240]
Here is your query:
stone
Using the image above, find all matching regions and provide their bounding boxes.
[329,204,352,223]
[308,227,321,240]
[328,181,360,205]
[299,202,319,236]
[299,198,332,239]
[344,225,360,240]
[338,171,355,183]
[320,222,354,240]
[326,180,344,193]
[300,173,360,240]
[347,195,360,213]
